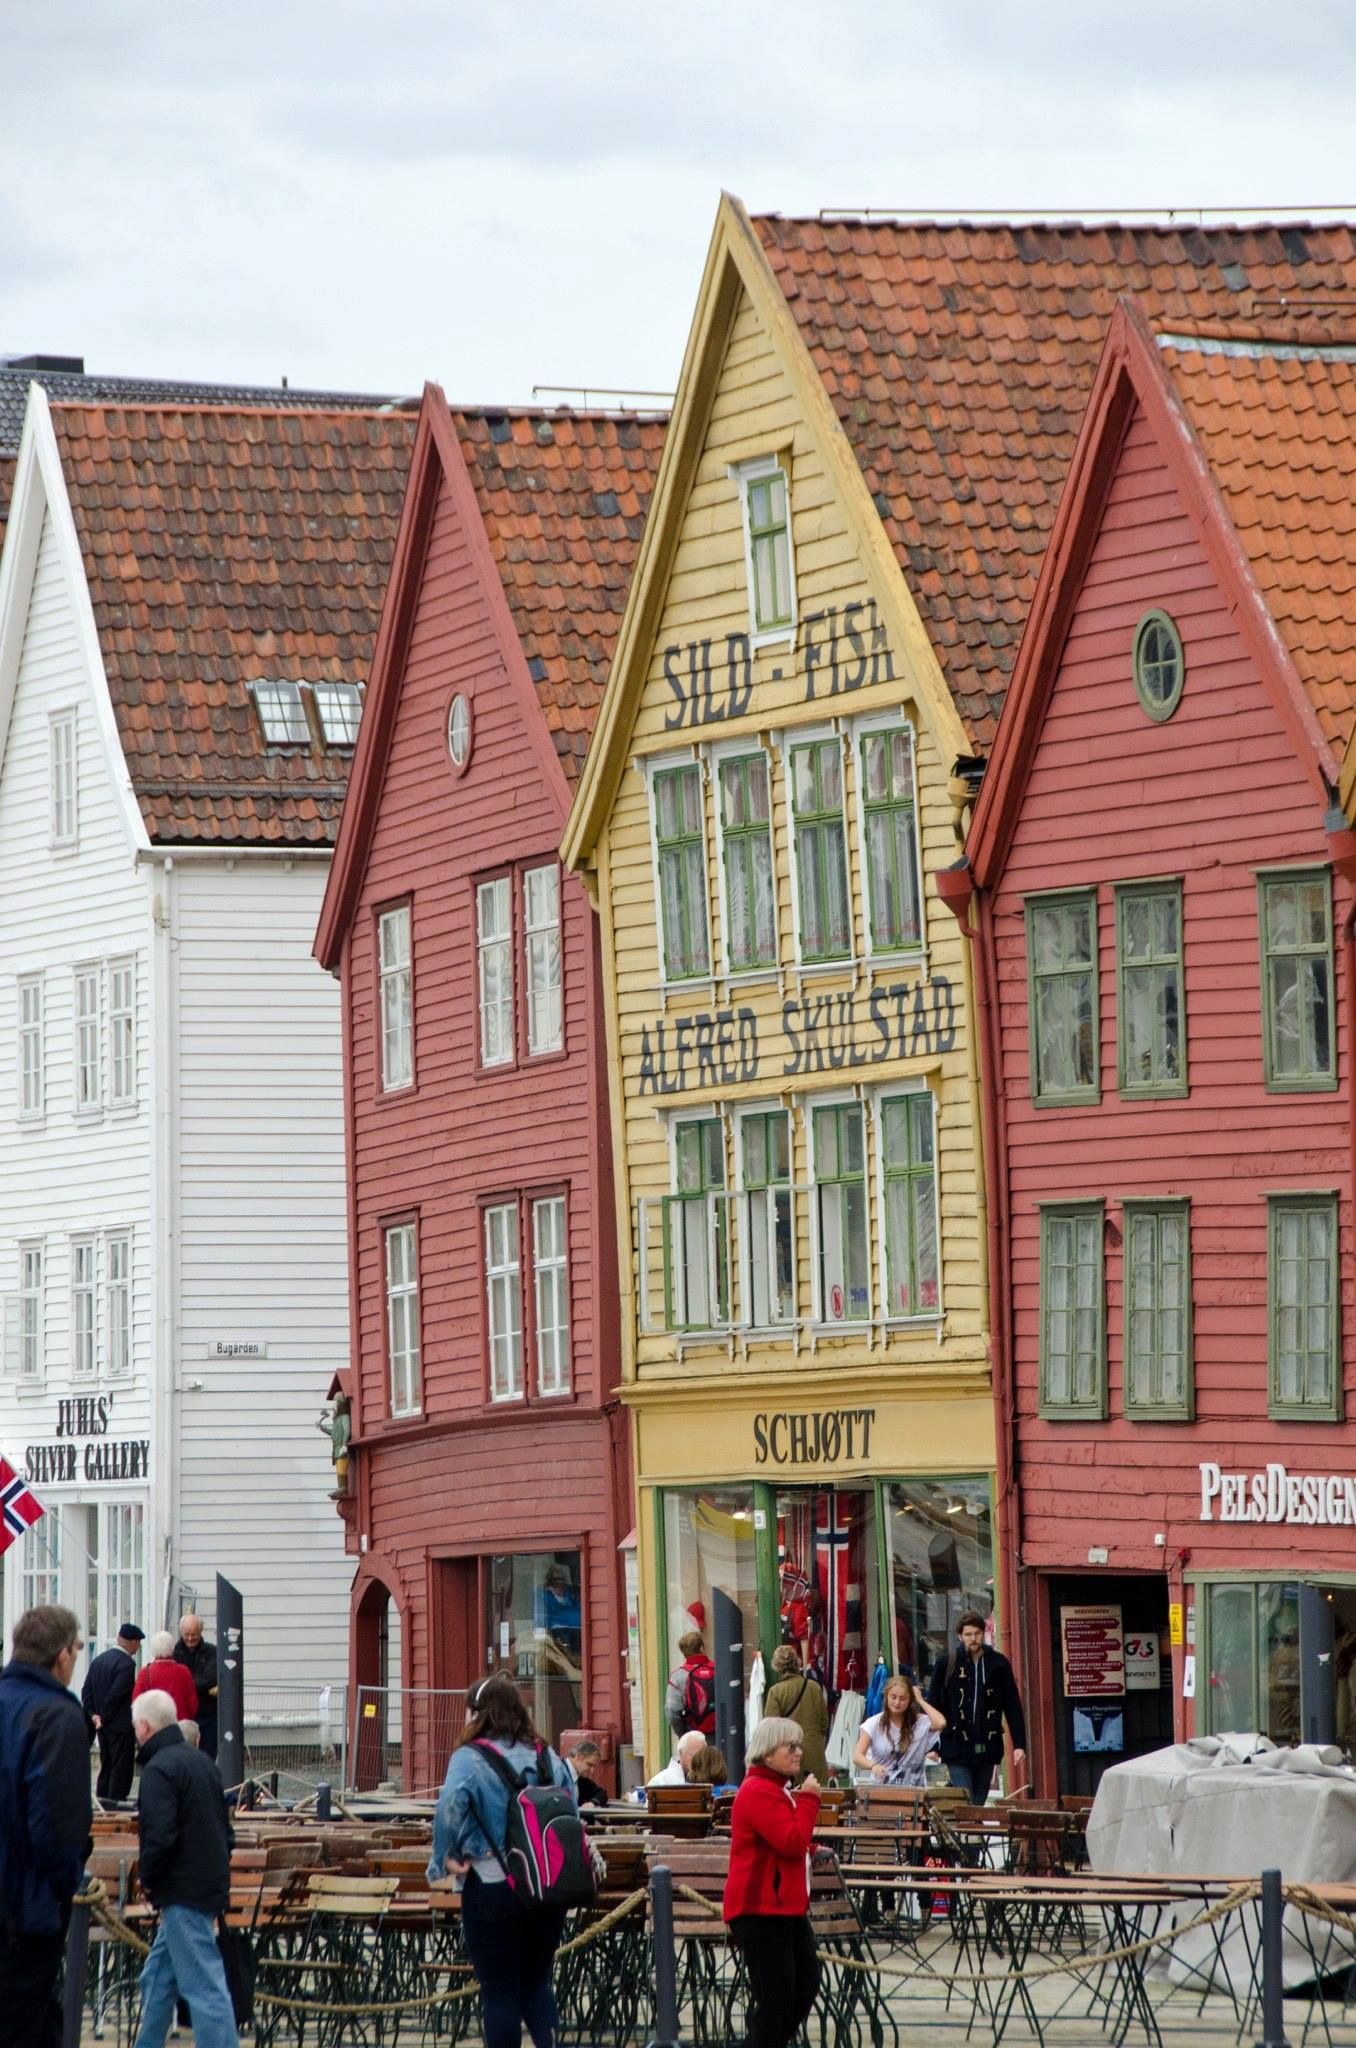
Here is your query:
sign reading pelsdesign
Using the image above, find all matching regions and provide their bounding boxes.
[1200,1460,1356,1525]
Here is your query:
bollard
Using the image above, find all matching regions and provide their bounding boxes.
[316,1780,333,1821]
[1257,1866,1290,2048]
[61,1893,92,2048]
[648,1862,682,2048]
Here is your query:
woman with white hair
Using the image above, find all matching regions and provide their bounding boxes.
[722,1717,821,2048]
[133,1633,197,1723]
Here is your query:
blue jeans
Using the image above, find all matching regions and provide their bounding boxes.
[459,1870,565,2048]
[134,1904,239,2048]
[947,1757,995,1805]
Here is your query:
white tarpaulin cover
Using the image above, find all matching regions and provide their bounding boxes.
[1088,1735,1356,1989]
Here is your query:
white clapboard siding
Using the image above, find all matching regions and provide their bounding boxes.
[172,858,351,1690]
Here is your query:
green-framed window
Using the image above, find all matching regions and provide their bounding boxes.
[718,753,777,972]
[742,465,794,634]
[740,1109,793,1327]
[860,726,923,954]
[791,739,851,963]
[1117,881,1186,1097]
[881,1091,939,1318]
[1026,891,1099,1105]
[1259,870,1336,1090]
[1039,1202,1106,1417]
[652,764,710,982]
[1123,1201,1192,1419]
[812,1101,870,1323]
[1268,1193,1340,1420]
[663,1118,728,1331]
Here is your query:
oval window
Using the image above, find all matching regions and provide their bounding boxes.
[447,693,472,771]
[1133,610,1185,722]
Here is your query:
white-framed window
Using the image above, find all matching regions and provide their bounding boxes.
[717,750,777,974]
[384,1221,421,1417]
[106,1232,131,1378]
[485,1202,523,1401]
[477,878,513,1066]
[313,681,364,746]
[532,1195,571,1396]
[21,1512,61,1611]
[17,974,44,1122]
[252,679,310,744]
[524,865,563,1056]
[101,1504,145,1645]
[377,905,413,1091]
[49,710,78,848]
[108,958,136,1108]
[18,1240,44,1381]
[74,967,101,1114]
[733,456,796,642]
[857,720,924,957]
[71,1237,97,1381]
[878,1087,941,1319]
[810,1099,871,1325]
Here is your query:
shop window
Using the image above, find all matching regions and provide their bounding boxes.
[652,763,711,984]
[1268,1193,1340,1420]
[880,1090,939,1319]
[378,904,414,1091]
[1259,870,1336,1091]
[790,738,851,964]
[1202,1581,1299,1742]
[487,1551,581,1748]
[1122,1201,1192,1419]
[811,1102,870,1324]
[885,1478,994,1689]
[738,1109,794,1328]
[734,458,795,639]
[860,725,923,955]
[1026,890,1099,1105]
[718,753,777,972]
[663,1119,729,1331]
[1116,881,1185,1097]
[662,1488,758,1701]
[1038,1202,1106,1418]
[21,1509,61,1611]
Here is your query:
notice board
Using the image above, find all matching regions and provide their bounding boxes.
[1061,1603,1125,1699]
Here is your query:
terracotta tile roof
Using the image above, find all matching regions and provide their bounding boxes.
[752,215,1356,748]
[1157,332,1356,757]
[50,401,415,844]
[0,363,399,459]
[450,405,667,783]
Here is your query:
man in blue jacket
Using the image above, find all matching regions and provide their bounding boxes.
[0,1603,93,2048]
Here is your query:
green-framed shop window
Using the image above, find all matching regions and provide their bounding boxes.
[860,726,923,954]
[812,1100,871,1323]
[739,1109,794,1327]
[663,1118,728,1331]
[1117,880,1186,1098]
[1038,1202,1106,1418]
[880,1091,940,1318]
[718,753,777,972]
[743,466,794,634]
[790,738,851,963]
[1267,1193,1341,1420]
[1199,1580,1300,1739]
[653,764,711,982]
[1026,889,1099,1105]
[1258,870,1336,1091]
[1122,1200,1193,1419]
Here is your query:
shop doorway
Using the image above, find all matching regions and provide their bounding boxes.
[1048,1574,1172,1797]
[774,1486,881,1703]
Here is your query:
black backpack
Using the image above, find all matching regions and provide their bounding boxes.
[472,1741,596,1907]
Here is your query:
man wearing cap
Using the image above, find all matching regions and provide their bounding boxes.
[82,1624,145,1801]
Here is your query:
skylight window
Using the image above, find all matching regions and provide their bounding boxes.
[314,682,364,747]
[253,680,310,745]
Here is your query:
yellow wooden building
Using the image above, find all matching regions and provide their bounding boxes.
[562,197,998,1765]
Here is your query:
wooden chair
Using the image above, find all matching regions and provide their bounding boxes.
[855,1784,928,1827]
[645,1784,714,1838]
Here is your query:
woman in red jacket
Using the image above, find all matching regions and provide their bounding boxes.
[723,1716,822,2048]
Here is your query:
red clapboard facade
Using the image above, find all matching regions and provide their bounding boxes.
[315,389,665,1792]
[956,300,1356,1794]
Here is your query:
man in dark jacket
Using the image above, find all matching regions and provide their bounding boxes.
[131,1688,238,2048]
[926,1609,1027,1805]
[0,1603,93,2048]
[82,1622,145,1801]
[173,1612,219,1759]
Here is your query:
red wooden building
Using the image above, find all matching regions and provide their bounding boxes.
[315,389,665,1790]
[956,300,1356,1794]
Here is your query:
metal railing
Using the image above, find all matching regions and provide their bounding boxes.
[241,1681,348,1795]
[348,1684,469,1797]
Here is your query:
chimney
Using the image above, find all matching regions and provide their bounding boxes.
[1,353,85,374]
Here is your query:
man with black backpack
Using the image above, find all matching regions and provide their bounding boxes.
[926,1610,1027,1805]
[664,1628,716,1740]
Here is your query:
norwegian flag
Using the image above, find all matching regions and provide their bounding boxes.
[0,1454,45,1557]
[814,1492,864,1696]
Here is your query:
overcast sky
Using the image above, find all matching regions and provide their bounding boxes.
[5,1,1356,406]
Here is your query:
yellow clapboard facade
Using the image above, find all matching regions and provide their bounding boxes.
[564,197,997,1770]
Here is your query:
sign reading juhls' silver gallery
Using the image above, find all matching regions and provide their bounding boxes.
[1200,1460,1356,1526]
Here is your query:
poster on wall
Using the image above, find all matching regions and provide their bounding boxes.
[1060,1604,1125,1698]
[1124,1631,1162,1691]
[1073,1706,1125,1753]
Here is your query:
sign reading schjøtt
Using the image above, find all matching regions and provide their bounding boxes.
[1200,1460,1356,1525]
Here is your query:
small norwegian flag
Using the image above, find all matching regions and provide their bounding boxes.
[0,1454,45,1558]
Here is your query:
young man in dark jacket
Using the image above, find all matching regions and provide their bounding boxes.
[131,1689,238,2048]
[82,1622,145,1801]
[926,1610,1027,1805]
[0,1603,93,2048]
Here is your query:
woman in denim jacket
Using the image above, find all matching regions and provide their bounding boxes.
[429,1674,577,2048]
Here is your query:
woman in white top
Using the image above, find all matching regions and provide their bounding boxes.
[853,1675,946,1787]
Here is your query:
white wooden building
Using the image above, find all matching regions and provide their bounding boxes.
[0,381,413,1698]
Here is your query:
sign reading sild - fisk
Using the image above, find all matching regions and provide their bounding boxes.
[661,600,896,729]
